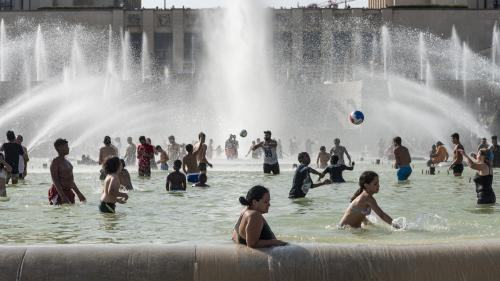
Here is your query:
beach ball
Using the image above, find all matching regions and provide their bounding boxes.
[349,111,364,125]
[240,129,248,138]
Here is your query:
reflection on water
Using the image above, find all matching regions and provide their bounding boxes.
[1,159,500,244]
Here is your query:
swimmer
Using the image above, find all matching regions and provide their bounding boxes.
[1,130,24,184]
[137,136,155,177]
[100,156,128,213]
[460,149,496,204]
[0,153,12,197]
[193,132,213,170]
[192,173,209,187]
[316,146,331,169]
[16,135,29,180]
[339,171,398,228]
[182,144,200,183]
[99,136,118,180]
[253,131,280,175]
[118,159,133,191]
[232,185,287,248]
[124,137,136,166]
[393,136,412,181]
[48,138,86,205]
[319,155,354,183]
[167,135,181,162]
[156,145,169,171]
[288,152,331,199]
[166,160,187,191]
[329,138,351,166]
[449,133,465,177]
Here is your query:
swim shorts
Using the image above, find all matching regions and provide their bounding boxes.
[160,163,169,171]
[187,173,200,183]
[452,163,464,175]
[99,201,116,213]
[397,165,412,181]
[263,163,280,174]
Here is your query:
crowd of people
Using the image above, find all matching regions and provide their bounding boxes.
[0,129,499,248]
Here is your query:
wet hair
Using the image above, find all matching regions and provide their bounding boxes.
[331,155,339,164]
[120,159,126,169]
[104,136,111,145]
[185,144,193,153]
[239,185,269,206]
[393,136,402,145]
[173,159,182,170]
[6,130,15,141]
[53,138,68,150]
[155,145,162,150]
[320,146,326,151]
[139,136,146,142]
[297,152,309,163]
[451,133,460,140]
[199,173,207,184]
[350,171,379,202]
[103,156,121,174]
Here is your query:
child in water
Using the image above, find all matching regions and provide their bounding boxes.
[340,171,399,228]
[193,173,210,187]
[288,152,331,199]
[319,155,354,183]
[166,160,187,191]
[100,156,129,213]
[0,153,12,197]
[316,146,331,169]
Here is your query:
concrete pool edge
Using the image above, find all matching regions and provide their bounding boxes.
[1,242,499,280]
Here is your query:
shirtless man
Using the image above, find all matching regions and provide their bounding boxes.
[167,135,181,163]
[100,156,128,213]
[49,139,86,205]
[193,132,213,171]
[16,135,29,179]
[156,145,169,170]
[330,138,352,166]
[393,136,412,181]
[99,136,118,180]
[316,146,331,169]
[253,131,280,175]
[166,160,187,191]
[450,133,465,177]
[182,144,200,183]
[124,137,136,166]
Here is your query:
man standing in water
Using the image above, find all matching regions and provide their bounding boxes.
[393,136,412,181]
[450,133,465,177]
[330,138,352,166]
[193,132,213,172]
[137,136,155,177]
[124,137,136,166]
[99,136,118,165]
[490,136,500,168]
[16,135,29,180]
[167,135,181,163]
[1,130,24,184]
[253,131,279,175]
[48,138,86,205]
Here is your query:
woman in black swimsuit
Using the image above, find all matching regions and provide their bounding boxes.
[461,149,496,204]
[232,185,287,248]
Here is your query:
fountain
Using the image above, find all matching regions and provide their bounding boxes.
[0,19,6,82]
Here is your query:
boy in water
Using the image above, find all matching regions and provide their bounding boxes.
[182,144,200,183]
[288,152,331,199]
[100,156,128,213]
[156,145,169,171]
[319,155,355,183]
[193,173,210,187]
[48,138,86,205]
[393,136,412,181]
[166,160,187,191]
[316,146,331,169]
[450,133,465,176]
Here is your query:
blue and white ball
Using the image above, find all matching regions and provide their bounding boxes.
[240,129,248,138]
[349,110,364,125]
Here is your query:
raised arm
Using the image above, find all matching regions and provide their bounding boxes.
[460,150,481,171]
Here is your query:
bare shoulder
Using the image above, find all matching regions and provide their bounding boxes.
[245,210,263,220]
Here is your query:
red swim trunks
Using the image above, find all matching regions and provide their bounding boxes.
[48,184,75,205]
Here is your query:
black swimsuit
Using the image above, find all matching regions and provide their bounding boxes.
[234,215,276,245]
[474,173,496,204]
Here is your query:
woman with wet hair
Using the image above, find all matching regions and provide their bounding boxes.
[340,171,398,228]
[232,185,287,248]
[461,149,496,204]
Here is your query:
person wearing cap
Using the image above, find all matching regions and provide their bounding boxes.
[252,131,280,175]
[48,138,86,205]
[99,136,118,180]
[490,136,500,168]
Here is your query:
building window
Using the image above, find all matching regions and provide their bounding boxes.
[183,33,202,73]
[0,0,12,10]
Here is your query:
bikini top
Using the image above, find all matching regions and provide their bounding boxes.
[234,214,276,245]
[350,204,371,216]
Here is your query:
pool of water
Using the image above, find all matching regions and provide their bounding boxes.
[1,158,499,245]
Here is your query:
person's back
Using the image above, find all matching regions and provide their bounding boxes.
[434,145,448,163]
[183,153,198,174]
[318,151,330,169]
[166,160,187,191]
[324,164,352,183]
[394,145,411,167]
[1,142,23,175]
[289,164,312,198]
